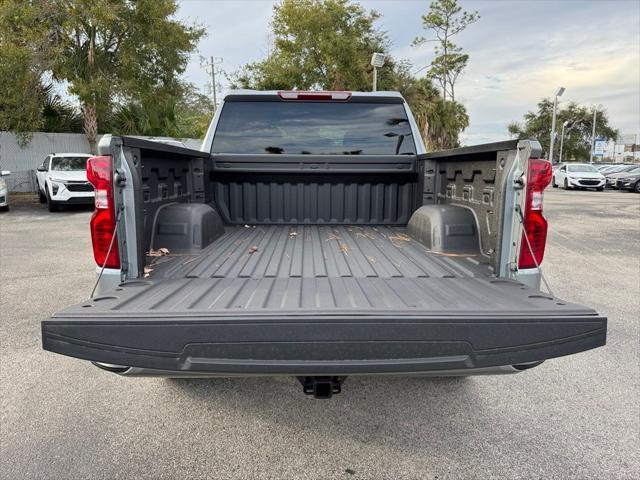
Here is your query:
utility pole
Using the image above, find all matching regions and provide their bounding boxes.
[589,106,598,164]
[201,56,223,107]
[210,56,217,107]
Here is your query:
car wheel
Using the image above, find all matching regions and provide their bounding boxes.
[38,187,46,204]
[0,205,8,212]
[552,177,558,188]
[597,187,604,191]
[635,181,640,193]
[46,189,59,212]
[564,179,570,190]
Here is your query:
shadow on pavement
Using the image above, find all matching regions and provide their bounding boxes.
[161,375,487,451]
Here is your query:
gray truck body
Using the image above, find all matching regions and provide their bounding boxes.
[42,91,606,387]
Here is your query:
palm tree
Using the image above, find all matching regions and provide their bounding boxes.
[41,84,83,133]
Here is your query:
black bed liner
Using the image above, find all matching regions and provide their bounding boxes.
[42,225,607,374]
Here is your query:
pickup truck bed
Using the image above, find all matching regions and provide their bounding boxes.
[43,224,605,376]
[42,94,606,395]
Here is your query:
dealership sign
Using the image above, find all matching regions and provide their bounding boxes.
[593,138,606,157]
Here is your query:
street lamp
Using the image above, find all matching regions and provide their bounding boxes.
[559,119,570,163]
[589,105,601,164]
[549,86,565,163]
[371,53,386,92]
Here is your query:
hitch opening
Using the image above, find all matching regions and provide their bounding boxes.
[297,376,346,399]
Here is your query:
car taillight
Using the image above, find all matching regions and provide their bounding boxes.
[86,155,120,269]
[518,158,552,269]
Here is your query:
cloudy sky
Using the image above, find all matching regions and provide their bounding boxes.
[177,0,640,144]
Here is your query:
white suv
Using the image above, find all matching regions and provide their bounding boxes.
[0,170,11,211]
[36,153,94,211]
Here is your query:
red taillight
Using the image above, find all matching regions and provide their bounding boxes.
[277,91,352,101]
[518,158,552,269]
[87,155,120,269]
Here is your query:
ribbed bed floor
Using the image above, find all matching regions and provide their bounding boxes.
[156,225,488,280]
[67,225,581,316]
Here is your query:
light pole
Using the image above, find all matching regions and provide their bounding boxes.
[559,120,570,163]
[589,105,599,164]
[549,86,565,163]
[370,53,386,92]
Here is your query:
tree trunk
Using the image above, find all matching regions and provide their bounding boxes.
[442,28,448,102]
[83,103,98,154]
[421,114,430,149]
[84,23,97,154]
[331,68,344,91]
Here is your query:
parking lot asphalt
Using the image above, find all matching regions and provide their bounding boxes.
[1,189,638,480]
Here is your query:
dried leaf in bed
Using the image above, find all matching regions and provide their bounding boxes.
[148,247,170,257]
[388,233,411,243]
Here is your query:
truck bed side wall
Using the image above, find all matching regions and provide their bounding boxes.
[114,138,211,277]
[421,141,520,272]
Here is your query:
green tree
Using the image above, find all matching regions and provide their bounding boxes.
[508,99,618,161]
[0,1,59,142]
[41,84,84,133]
[0,0,82,141]
[49,0,203,151]
[110,84,214,139]
[413,0,479,102]
[232,0,469,150]
[385,64,466,149]
[1,0,204,149]
[173,87,217,139]
[425,98,469,150]
[233,0,386,91]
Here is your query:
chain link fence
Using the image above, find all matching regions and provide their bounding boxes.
[5,169,38,194]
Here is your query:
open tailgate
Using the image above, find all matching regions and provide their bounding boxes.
[42,277,606,375]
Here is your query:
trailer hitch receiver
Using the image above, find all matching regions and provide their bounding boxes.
[297,376,346,399]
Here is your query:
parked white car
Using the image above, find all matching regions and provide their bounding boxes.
[551,163,605,191]
[36,153,94,211]
[0,170,11,211]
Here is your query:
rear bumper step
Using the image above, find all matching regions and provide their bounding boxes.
[42,314,607,375]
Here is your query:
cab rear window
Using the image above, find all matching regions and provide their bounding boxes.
[211,101,416,155]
